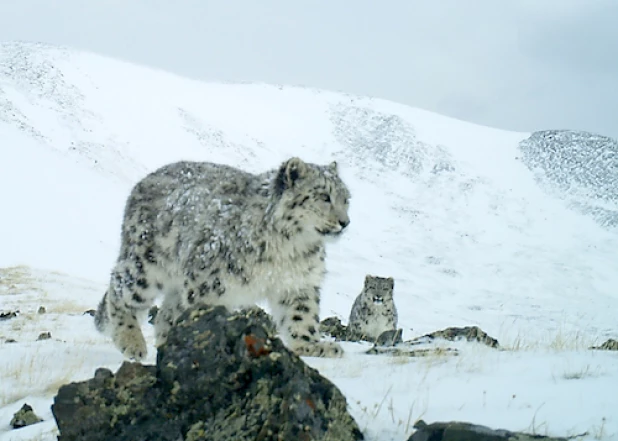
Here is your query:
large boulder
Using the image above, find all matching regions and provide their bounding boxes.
[52,305,363,441]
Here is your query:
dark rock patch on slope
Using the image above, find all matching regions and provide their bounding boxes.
[518,130,618,228]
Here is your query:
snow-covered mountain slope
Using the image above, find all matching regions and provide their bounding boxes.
[1,42,617,440]
[2,41,616,342]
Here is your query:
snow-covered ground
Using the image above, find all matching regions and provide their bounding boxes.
[0,42,616,440]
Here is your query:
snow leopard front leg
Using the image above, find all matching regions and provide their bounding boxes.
[95,259,161,361]
[271,287,343,358]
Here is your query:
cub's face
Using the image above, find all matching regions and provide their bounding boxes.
[363,275,395,304]
[275,157,351,237]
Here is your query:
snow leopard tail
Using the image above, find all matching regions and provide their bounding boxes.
[94,291,110,335]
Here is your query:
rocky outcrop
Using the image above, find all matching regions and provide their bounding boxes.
[590,338,618,351]
[319,316,403,346]
[320,316,349,341]
[414,326,499,348]
[52,305,363,441]
[369,326,498,356]
[374,329,403,346]
[366,346,459,357]
[518,130,618,229]
[319,318,498,356]
[10,403,42,429]
[409,419,576,441]
[519,130,618,203]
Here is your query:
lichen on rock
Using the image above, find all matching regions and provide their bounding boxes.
[52,305,363,441]
[10,403,43,429]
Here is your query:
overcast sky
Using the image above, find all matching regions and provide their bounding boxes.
[1,1,616,138]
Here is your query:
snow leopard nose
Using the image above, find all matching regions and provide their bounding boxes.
[339,218,350,229]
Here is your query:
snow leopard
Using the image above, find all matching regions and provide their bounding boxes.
[94,157,351,361]
[347,275,398,342]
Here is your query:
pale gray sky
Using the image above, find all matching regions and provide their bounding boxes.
[1,0,616,138]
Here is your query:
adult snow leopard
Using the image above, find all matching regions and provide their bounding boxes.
[94,157,351,360]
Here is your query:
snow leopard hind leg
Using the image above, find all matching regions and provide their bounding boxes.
[271,286,343,358]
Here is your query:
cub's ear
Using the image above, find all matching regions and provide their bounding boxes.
[275,157,307,194]
[328,160,338,173]
[387,277,395,288]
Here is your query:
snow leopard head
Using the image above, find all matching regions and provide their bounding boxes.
[274,157,351,237]
[363,275,395,304]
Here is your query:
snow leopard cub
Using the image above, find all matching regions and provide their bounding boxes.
[348,275,397,342]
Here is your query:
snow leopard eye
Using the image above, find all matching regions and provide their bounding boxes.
[320,193,331,203]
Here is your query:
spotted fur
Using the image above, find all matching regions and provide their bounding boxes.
[348,275,398,342]
[94,157,351,360]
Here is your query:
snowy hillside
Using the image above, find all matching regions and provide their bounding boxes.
[1,41,617,440]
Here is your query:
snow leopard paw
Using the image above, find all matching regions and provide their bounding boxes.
[113,326,147,361]
[292,341,344,358]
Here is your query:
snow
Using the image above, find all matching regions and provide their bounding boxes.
[0,41,617,440]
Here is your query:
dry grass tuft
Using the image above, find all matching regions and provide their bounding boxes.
[0,266,44,296]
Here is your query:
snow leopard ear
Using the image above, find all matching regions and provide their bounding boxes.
[387,277,395,289]
[328,161,338,173]
[275,157,307,195]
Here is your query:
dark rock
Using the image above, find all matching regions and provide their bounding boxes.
[413,326,499,348]
[37,332,51,341]
[5,338,17,343]
[320,316,349,341]
[409,419,574,441]
[37,306,46,314]
[374,329,403,347]
[0,310,18,321]
[319,317,402,346]
[52,362,159,441]
[366,347,459,357]
[237,305,277,336]
[10,403,43,429]
[83,309,96,317]
[367,325,498,356]
[590,338,618,351]
[147,305,158,325]
[52,305,363,441]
